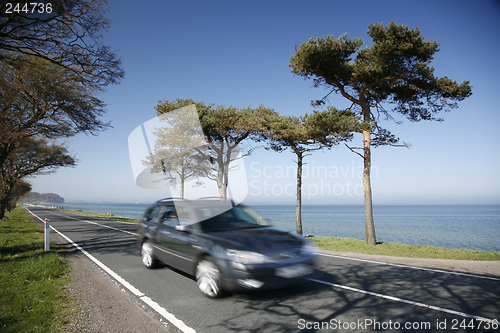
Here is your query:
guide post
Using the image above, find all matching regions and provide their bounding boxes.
[44,219,50,251]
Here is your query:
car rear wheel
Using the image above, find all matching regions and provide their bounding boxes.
[141,241,157,269]
[196,257,223,298]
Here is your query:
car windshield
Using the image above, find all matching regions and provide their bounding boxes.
[196,205,270,232]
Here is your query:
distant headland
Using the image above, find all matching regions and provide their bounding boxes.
[21,192,64,204]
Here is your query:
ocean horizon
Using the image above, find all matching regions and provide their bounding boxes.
[34,202,500,253]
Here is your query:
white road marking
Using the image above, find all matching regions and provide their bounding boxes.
[58,213,138,236]
[26,207,196,333]
[307,278,498,324]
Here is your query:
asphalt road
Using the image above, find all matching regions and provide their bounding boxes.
[27,206,500,333]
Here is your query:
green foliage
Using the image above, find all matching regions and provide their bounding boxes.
[155,98,275,143]
[0,207,74,332]
[290,21,472,120]
[264,107,361,150]
[290,33,362,88]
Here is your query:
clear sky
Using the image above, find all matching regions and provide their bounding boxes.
[29,0,500,205]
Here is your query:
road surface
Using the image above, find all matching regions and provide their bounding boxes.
[26,206,500,332]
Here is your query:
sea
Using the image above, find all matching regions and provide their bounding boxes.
[36,202,500,253]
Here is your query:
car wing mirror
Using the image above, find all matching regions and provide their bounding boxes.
[175,224,191,233]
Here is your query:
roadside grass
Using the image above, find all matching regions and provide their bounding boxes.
[309,236,500,261]
[0,207,74,333]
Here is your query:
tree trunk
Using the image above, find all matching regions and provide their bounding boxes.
[362,126,376,246]
[0,183,12,220]
[180,178,185,198]
[296,152,303,235]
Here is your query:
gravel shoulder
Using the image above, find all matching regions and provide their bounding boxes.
[31,215,169,333]
[62,246,170,333]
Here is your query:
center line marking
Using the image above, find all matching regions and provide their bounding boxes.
[319,253,500,281]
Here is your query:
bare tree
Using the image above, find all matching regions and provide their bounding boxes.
[0,0,124,85]
[0,55,108,172]
[143,107,209,198]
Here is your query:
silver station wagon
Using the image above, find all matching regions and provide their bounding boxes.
[137,198,318,298]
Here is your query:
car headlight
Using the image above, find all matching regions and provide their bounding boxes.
[226,249,274,264]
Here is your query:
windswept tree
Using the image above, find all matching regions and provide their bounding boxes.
[0,137,75,219]
[0,0,122,213]
[0,55,108,172]
[290,21,472,245]
[155,98,274,199]
[0,0,124,85]
[5,179,31,212]
[263,108,360,235]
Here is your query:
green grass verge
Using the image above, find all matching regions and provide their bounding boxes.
[309,236,500,261]
[0,207,74,332]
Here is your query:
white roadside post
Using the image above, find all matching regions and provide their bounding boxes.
[44,219,50,251]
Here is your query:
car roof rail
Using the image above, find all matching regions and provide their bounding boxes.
[196,196,236,207]
[197,196,228,200]
[156,197,235,207]
[156,197,185,203]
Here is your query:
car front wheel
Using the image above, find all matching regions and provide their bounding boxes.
[196,257,224,298]
[141,241,157,269]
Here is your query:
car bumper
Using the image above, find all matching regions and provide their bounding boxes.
[219,256,318,291]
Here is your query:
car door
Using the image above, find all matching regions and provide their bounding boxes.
[152,205,178,265]
[140,204,161,245]
[157,205,200,273]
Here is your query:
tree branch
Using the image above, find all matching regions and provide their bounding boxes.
[344,143,364,159]
[371,140,411,148]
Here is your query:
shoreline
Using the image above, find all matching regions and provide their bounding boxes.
[26,205,500,261]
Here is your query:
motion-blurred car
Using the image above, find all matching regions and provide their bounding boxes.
[137,198,317,298]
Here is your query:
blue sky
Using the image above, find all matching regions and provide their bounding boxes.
[29,0,500,205]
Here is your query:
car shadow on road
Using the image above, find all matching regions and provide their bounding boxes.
[203,260,500,333]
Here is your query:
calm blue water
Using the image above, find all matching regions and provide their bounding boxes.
[38,203,500,253]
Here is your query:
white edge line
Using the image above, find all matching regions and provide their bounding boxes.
[25,207,197,333]
[319,252,500,282]
[307,278,498,324]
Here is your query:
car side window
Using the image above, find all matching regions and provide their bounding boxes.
[144,205,161,222]
[159,205,179,227]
